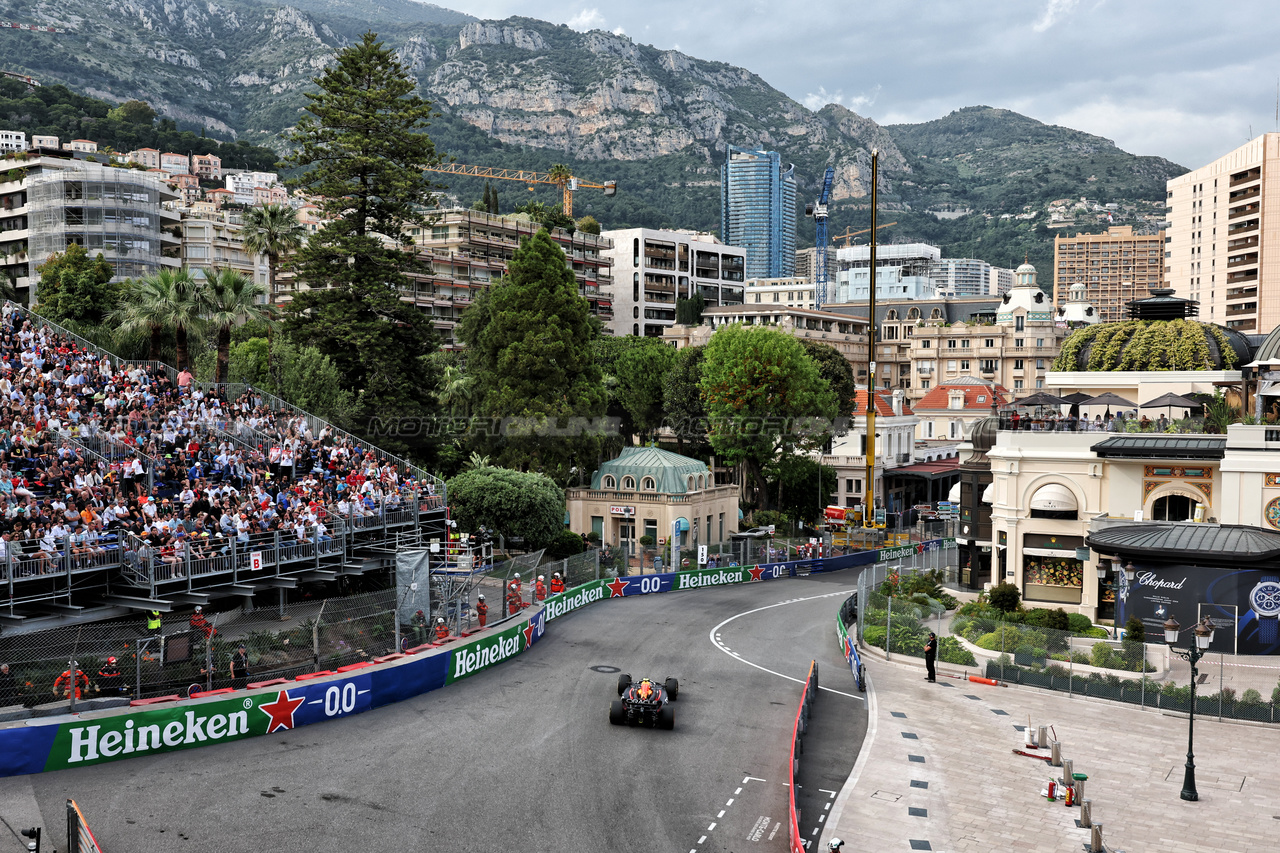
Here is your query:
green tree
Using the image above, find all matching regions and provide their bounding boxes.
[110,268,204,368]
[435,364,474,416]
[280,31,443,436]
[662,345,709,454]
[986,581,1021,613]
[34,244,119,327]
[446,467,566,549]
[106,100,156,125]
[575,215,601,235]
[676,293,705,325]
[699,325,837,509]
[613,337,677,441]
[203,267,271,384]
[763,455,838,525]
[240,204,306,302]
[800,339,857,418]
[457,230,606,481]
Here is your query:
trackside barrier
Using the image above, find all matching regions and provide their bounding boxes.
[0,540,950,777]
[789,661,818,853]
[68,798,104,853]
[836,597,866,693]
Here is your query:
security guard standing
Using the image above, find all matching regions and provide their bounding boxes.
[147,610,162,635]
[475,594,488,628]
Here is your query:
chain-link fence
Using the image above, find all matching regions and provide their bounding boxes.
[854,556,1280,725]
[0,590,400,715]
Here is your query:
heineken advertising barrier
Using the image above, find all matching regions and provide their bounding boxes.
[0,540,949,777]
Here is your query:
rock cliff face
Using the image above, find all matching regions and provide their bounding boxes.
[0,0,1179,238]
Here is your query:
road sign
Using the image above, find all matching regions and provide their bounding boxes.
[250,551,263,571]
[698,545,708,565]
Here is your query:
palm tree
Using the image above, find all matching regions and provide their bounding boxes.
[109,268,204,368]
[204,267,271,384]
[436,364,473,416]
[241,203,307,300]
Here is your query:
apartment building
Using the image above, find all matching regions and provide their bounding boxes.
[66,140,97,154]
[662,303,870,377]
[600,227,745,337]
[1166,132,1280,334]
[158,152,189,175]
[226,171,280,205]
[929,257,1015,297]
[30,135,57,150]
[795,245,837,286]
[835,243,941,302]
[1053,225,1165,323]
[0,153,180,298]
[191,153,222,180]
[721,145,797,279]
[0,130,25,152]
[903,263,1079,400]
[742,276,818,310]
[127,148,161,170]
[181,210,267,293]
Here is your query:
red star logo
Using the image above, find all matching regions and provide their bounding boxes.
[522,619,537,647]
[259,689,305,734]
[748,566,765,581]
[606,577,629,598]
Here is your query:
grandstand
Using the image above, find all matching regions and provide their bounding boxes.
[0,303,450,632]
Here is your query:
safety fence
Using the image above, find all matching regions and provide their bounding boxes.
[787,661,818,853]
[0,538,953,777]
[852,558,1280,725]
[609,521,956,574]
[0,589,399,713]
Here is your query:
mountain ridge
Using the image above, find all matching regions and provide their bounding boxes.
[0,0,1187,271]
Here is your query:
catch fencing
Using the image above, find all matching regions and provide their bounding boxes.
[0,589,399,713]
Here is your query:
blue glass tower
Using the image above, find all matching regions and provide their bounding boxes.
[721,145,797,279]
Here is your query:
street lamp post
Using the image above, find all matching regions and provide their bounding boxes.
[1163,615,1216,802]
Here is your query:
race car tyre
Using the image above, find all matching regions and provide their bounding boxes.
[664,677,679,700]
[659,705,675,730]
[617,673,632,696]
[609,699,625,725]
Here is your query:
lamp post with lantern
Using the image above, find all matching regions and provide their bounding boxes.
[1163,614,1216,802]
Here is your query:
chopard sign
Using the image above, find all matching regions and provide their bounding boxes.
[1136,571,1186,591]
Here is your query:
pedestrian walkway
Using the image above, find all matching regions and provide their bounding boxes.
[822,650,1278,853]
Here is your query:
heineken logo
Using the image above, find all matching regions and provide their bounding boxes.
[544,582,604,621]
[675,569,745,591]
[450,627,526,682]
[65,707,253,764]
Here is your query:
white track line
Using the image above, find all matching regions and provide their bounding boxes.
[708,590,865,701]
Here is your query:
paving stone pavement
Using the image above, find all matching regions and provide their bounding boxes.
[820,652,1280,853]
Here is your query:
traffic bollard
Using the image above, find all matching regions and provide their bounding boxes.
[1051,741,1062,766]
[1037,725,1048,750]
[1080,799,1092,828]
[1074,773,1087,804]
[1061,758,1073,783]
[1090,822,1103,853]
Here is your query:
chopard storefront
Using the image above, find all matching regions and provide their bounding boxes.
[1086,523,1280,656]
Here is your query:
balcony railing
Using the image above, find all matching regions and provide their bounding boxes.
[997,413,1210,434]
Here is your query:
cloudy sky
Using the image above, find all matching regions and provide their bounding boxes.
[448,0,1280,168]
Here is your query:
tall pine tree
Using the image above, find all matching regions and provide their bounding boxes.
[458,230,606,482]
[280,32,443,444]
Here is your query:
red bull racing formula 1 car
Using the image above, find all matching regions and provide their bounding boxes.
[609,673,679,730]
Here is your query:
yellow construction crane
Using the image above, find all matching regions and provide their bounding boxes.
[421,163,616,218]
[834,221,897,247]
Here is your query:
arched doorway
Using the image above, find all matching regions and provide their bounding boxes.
[1151,494,1195,521]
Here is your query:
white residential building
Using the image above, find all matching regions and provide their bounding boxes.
[0,130,26,152]
[225,171,280,205]
[600,227,746,337]
[836,243,941,302]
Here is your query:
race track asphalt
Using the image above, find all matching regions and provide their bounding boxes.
[20,570,869,853]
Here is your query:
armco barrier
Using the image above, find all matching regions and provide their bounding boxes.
[836,600,867,693]
[0,539,950,777]
[788,661,819,853]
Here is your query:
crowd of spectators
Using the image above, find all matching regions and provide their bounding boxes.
[0,305,439,588]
